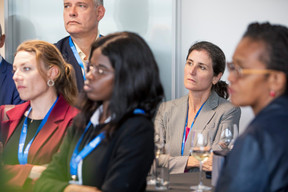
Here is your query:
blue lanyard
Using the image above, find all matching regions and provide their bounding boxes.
[69,35,102,81]
[18,97,59,164]
[181,101,206,156]
[69,108,145,180]
[69,37,87,81]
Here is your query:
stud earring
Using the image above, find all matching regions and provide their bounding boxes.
[269,90,276,97]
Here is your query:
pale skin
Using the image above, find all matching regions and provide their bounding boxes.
[13,51,60,179]
[184,50,222,171]
[63,0,105,59]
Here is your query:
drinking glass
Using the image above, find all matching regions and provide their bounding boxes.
[147,128,165,185]
[218,124,238,150]
[189,131,212,191]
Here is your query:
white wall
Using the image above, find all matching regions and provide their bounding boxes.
[176,0,288,133]
[4,0,174,100]
[4,0,288,133]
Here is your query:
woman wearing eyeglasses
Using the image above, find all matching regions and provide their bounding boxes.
[154,41,241,174]
[215,22,288,192]
[34,32,164,192]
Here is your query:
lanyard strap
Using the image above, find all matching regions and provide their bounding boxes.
[18,97,59,164]
[70,108,145,180]
[69,37,87,81]
[181,101,206,156]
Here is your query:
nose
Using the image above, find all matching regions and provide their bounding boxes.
[189,65,197,75]
[69,6,77,17]
[228,71,237,84]
[12,69,22,82]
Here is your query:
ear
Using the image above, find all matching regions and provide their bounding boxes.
[212,72,223,85]
[96,5,105,21]
[268,71,287,96]
[0,34,6,48]
[47,65,60,80]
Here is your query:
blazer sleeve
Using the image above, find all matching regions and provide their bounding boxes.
[4,164,34,188]
[101,118,154,192]
[34,127,73,192]
[154,102,189,174]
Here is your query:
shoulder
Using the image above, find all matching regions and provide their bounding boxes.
[54,36,70,50]
[158,95,188,111]
[210,92,241,116]
[118,115,154,136]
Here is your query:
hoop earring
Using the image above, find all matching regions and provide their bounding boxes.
[47,79,55,87]
[269,90,276,97]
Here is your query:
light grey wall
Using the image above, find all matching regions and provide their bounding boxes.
[4,0,174,101]
[4,0,288,133]
[176,0,288,133]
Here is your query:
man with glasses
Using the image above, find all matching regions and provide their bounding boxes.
[55,0,105,92]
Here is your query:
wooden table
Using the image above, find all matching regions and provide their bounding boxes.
[146,172,214,192]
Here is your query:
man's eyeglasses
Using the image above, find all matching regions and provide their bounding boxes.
[227,62,274,78]
[87,64,113,77]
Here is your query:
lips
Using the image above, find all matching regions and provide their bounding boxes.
[17,85,26,90]
[67,20,80,25]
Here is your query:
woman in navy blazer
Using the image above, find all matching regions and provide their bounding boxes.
[0,40,78,191]
[215,22,288,192]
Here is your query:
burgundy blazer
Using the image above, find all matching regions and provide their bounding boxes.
[0,95,79,189]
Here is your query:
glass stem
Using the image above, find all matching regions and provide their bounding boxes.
[199,161,203,186]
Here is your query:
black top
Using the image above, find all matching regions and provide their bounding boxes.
[3,116,42,164]
[34,115,155,192]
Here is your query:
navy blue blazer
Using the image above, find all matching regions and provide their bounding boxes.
[215,95,288,192]
[0,58,22,105]
[55,36,85,92]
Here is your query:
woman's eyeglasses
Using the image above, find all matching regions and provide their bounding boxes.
[227,62,274,78]
[86,64,113,77]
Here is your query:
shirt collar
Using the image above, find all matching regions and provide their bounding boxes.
[90,105,111,127]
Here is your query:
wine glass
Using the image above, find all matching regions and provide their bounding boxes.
[218,124,238,150]
[190,131,212,191]
[147,128,165,185]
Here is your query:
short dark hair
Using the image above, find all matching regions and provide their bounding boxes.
[186,41,228,99]
[75,32,164,137]
[243,22,288,94]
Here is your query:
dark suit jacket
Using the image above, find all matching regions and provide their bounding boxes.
[55,36,84,92]
[0,95,79,190]
[34,115,155,192]
[0,58,22,105]
[215,95,288,192]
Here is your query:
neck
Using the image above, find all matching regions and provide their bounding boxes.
[252,95,274,115]
[28,91,58,120]
[71,29,99,58]
[188,90,211,113]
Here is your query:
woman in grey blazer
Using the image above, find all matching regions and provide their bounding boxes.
[154,41,241,174]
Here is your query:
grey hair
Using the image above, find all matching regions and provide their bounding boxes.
[94,0,103,6]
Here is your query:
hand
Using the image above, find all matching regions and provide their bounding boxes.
[28,165,48,179]
[202,153,213,171]
[64,184,101,192]
[186,156,200,169]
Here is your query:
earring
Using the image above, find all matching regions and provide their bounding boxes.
[47,79,55,87]
[269,90,276,97]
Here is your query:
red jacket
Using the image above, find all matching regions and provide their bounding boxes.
[0,95,79,190]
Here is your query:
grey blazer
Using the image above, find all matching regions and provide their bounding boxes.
[154,91,241,174]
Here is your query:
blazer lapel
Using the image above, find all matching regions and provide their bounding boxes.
[4,102,30,145]
[28,96,68,161]
[168,96,188,156]
[183,91,219,155]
